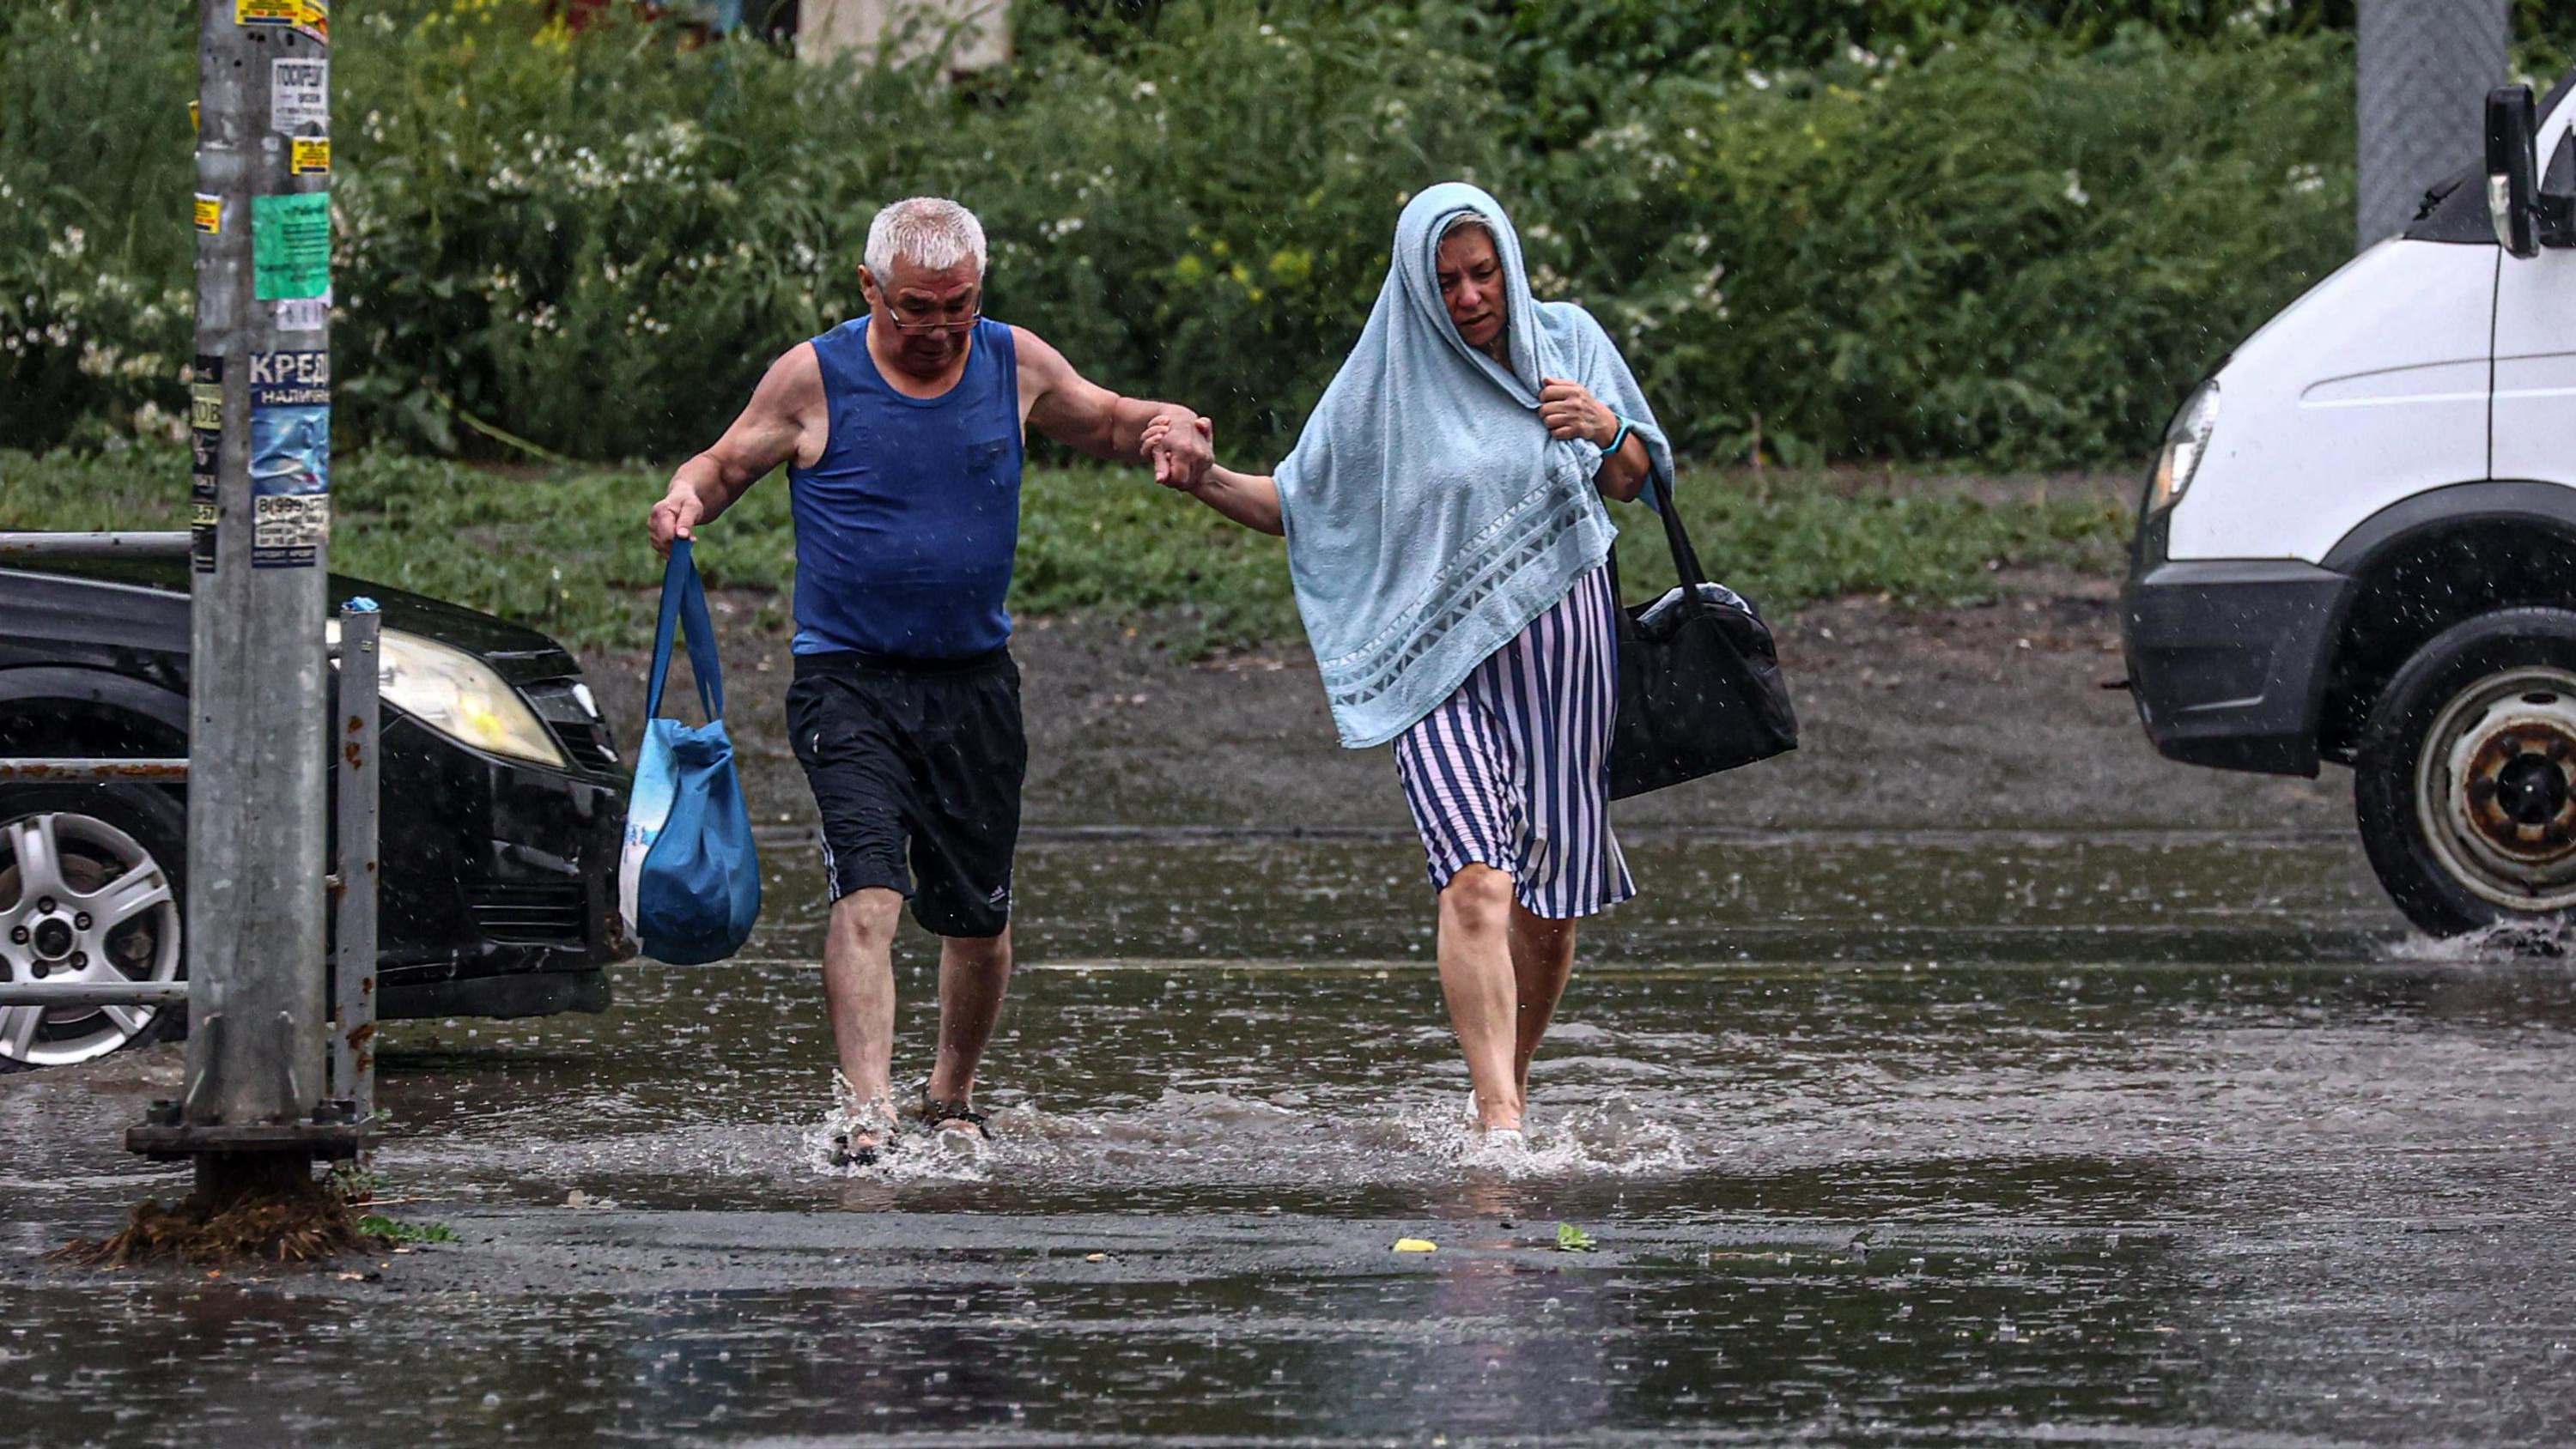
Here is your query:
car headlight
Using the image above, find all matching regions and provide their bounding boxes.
[327,621,568,768]
[2148,380,2221,515]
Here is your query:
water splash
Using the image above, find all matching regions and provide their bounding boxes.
[2387,918,2576,961]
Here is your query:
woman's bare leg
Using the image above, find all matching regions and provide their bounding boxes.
[1508,906,1578,1103]
[1437,864,1523,1131]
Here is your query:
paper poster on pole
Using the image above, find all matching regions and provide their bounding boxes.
[249,350,330,568]
[252,193,331,300]
[191,355,223,575]
[276,289,331,333]
[271,58,327,133]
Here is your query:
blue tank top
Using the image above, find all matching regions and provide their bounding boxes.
[787,316,1024,660]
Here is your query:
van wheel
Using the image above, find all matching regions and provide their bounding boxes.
[0,785,186,1072]
[2356,607,2576,937]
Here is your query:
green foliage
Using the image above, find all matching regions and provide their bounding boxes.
[0,447,2128,650]
[1556,30,2356,466]
[7,0,2543,470]
[356,1213,459,1244]
[1556,1222,1598,1252]
[0,3,198,451]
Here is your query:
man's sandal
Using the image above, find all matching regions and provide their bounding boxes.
[830,1103,900,1168]
[918,1093,993,1140]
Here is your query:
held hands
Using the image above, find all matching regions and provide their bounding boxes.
[1141,412,1216,493]
[647,488,703,558]
[1540,377,1619,448]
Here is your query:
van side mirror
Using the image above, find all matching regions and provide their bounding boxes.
[2488,85,2540,258]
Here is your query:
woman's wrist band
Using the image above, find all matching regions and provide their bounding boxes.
[1602,417,1632,456]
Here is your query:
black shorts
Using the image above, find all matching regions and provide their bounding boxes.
[786,646,1025,938]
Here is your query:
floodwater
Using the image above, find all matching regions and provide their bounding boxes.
[6,830,2575,1446]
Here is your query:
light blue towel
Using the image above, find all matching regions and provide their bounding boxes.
[1275,182,1675,749]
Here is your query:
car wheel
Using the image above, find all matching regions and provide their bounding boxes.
[0,785,185,1072]
[2356,606,2576,938]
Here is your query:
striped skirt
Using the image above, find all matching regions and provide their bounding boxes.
[1392,564,1636,919]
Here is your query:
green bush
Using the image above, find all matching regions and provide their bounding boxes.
[0,0,2514,470]
[1551,30,2356,465]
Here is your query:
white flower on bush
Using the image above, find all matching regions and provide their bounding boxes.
[2063,171,2091,208]
[2227,0,2287,30]
[2287,163,2324,195]
[47,226,86,260]
[131,400,186,445]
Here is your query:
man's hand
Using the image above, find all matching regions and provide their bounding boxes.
[1143,413,1215,493]
[1539,377,1619,446]
[648,487,704,558]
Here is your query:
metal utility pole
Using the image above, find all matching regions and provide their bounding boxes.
[2357,0,2512,249]
[158,0,349,1205]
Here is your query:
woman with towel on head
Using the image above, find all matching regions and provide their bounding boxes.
[1146,183,1673,1148]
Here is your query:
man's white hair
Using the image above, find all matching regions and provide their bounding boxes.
[865,197,987,280]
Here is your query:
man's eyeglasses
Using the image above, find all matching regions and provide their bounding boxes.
[883,297,981,335]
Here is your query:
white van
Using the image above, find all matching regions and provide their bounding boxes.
[2123,71,2576,937]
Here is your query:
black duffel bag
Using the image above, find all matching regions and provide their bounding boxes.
[1607,476,1798,799]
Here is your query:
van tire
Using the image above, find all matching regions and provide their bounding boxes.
[2356,607,2576,938]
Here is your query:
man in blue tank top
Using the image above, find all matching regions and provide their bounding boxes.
[647,197,1212,1166]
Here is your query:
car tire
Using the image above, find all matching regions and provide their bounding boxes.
[2356,606,2576,939]
[0,784,187,1072]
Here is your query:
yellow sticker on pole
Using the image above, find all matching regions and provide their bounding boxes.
[237,0,298,25]
[291,138,331,175]
[193,194,222,234]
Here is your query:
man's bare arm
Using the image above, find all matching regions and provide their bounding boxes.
[1012,326,1212,488]
[649,345,824,555]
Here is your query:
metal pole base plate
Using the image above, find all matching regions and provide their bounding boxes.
[126,1100,374,1162]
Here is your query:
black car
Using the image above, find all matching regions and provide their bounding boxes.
[0,557,634,1071]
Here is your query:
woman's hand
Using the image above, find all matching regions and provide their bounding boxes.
[1140,414,1214,493]
[1539,377,1618,446]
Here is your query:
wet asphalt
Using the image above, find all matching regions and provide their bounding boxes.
[6,830,2576,1446]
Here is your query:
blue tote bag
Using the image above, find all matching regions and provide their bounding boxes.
[617,540,761,964]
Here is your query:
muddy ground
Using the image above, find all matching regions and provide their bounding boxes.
[585,572,2351,840]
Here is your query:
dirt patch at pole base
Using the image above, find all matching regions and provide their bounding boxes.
[53,1161,377,1268]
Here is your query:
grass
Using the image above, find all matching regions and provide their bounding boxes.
[355,1213,459,1245]
[0,448,2134,654]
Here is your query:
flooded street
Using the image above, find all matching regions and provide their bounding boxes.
[7,831,2574,1446]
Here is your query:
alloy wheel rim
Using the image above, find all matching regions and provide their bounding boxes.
[0,812,182,1067]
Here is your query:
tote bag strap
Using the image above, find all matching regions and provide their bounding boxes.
[645,538,726,724]
[1637,466,1713,609]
